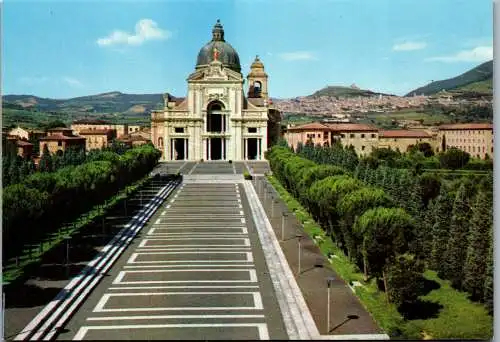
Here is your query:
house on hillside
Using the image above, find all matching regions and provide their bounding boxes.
[39,127,86,156]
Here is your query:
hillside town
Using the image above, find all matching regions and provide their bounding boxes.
[273,89,493,116]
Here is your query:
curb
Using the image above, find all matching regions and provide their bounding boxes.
[244,181,320,340]
[14,178,181,341]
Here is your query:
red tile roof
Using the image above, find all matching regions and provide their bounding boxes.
[16,140,34,147]
[380,130,432,138]
[438,123,493,130]
[325,123,378,132]
[40,134,86,141]
[287,122,331,131]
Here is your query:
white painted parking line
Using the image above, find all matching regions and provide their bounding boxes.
[139,238,251,248]
[239,204,243,208]
[93,292,263,312]
[239,210,244,215]
[87,314,266,321]
[137,247,252,252]
[166,204,171,209]
[148,227,248,233]
[127,252,254,264]
[155,219,161,224]
[74,323,269,340]
[112,269,258,285]
[241,218,246,224]
[124,264,256,269]
[109,285,260,290]
[161,211,166,216]
[238,199,242,203]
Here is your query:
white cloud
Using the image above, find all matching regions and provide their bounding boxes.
[97,19,171,47]
[279,51,317,61]
[425,46,493,63]
[18,76,49,86]
[392,41,427,51]
[63,77,83,88]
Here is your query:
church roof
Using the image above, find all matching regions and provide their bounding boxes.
[195,20,241,73]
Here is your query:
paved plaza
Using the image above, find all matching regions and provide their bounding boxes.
[11,161,388,340]
[55,179,288,340]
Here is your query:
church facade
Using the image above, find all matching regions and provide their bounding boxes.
[151,20,281,161]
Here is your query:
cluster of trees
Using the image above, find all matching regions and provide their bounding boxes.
[3,141,133,187]
[273,140,493,314]
[296,140,492,173]
[268,144,424,308]
[3,144,161,261]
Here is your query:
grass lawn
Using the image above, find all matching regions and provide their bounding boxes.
[266,175,493,340]
[365,110,452,125]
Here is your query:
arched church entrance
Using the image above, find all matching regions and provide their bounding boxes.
[206,101,227,160]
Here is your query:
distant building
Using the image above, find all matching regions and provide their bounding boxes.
[284,120,493,160]
[4,136,34,158]
[72,119,128,138]
[285,122,379,156]
[8,126,46,141]
[379,130,436,152]
[78,129,117,151]
[39,127,86,156]
[437,123,493,159]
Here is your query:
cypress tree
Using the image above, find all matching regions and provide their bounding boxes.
[483,236,493,314]
[463,191,492,301]
[442,183,471,289]
[429,186,453,273]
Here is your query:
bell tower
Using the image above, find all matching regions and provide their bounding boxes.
[246,55,269,101]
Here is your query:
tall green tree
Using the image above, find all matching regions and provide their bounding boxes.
[387,253,425,307]
[463,191,492,301]
[442,183,472,290]
[483,238,493,315]
[429,187,454,273]
[353,207,414,288]
[39,144,53,172]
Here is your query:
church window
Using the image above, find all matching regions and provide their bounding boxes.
[248,127,257,133]
[175,127,184,133]
[361,134,365,138]
[350,134,355,138]
[253,81,262,97]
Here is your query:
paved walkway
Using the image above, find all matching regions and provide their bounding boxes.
[253,176,389,340]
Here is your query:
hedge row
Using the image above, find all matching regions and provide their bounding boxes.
[3,144,161,260]
[267,145,423,307]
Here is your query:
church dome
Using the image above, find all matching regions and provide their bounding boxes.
[195,20,241,73]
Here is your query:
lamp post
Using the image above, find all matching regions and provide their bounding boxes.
[64,235,71,277]
[296,234,303,275]
[281,212,288,241]
[326,276,336,334]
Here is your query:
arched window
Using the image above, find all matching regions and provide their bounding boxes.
[158,137,164,148]
[253,81,262,97]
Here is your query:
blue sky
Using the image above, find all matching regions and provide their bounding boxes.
[2,0,493,99]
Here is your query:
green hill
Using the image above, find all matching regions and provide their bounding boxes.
[3,91,166,115]
[406,60,493,96]
[309,86,393,98]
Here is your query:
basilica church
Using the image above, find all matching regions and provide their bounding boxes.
[151,20,281,161]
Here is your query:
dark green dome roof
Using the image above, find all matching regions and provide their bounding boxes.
[196,20,241,73]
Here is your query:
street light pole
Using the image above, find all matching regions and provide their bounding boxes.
[296,234,303,275]
[281,212,287,241]
[326,276,335,334]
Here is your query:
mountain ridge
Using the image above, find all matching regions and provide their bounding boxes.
[406,60,493,96]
